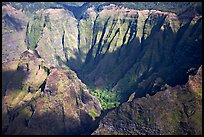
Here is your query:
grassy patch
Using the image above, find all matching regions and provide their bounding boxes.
[27,14,45,50]
[43,97,49,102]
[89,108,99,118]
[135,114,143,124]
[195,87,202,98]
[89,88,120,110]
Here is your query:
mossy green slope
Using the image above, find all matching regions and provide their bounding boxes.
[18,3,202,107]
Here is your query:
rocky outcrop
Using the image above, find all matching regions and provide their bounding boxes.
[2,50,49,134]
[21,4,202,103]
[2,50,101,135]
[2,4,28,62]
[2,3,202,135]
[92,66,202,135]
[80,5,202,102]
[26,8,79,70]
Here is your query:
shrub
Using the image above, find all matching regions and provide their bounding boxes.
[89,109,99,118]
[89,88,120,110]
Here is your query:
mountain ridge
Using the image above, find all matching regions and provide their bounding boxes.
[2,3,202,135]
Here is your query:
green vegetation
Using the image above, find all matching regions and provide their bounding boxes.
[89,108,99,118]
[135,114,143,124]
[172,111,180,122]
[3,2,84,14]
[89,88,120,110]
[27,14,44,50]
[93,2,201,15]
[195,87,202,98]
[128,92,136,102]
[43,96,49,102]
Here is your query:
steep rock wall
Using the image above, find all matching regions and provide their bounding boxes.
[2,51,101,135]
[24,4,202,101]
[2,5,28,62]
[92,66,202,135]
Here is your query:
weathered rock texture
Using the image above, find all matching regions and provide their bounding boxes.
[2,4,28,62]
[2,3,202,135]
[93,66,202,135]
[2,50,101,135]
[23,4,202,102]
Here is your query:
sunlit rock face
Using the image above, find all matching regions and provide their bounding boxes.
[2,2,202,135]
[2,4,28,62]
[2,50,101,135]
[21,4,202,103]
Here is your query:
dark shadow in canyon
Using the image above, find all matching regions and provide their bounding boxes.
[54,17,202,136]
[2,102,100,135]
[2,67,28,97]
[55,16,202,104]
[2,3,202,135]
[55,2,92,20]
[2,70,17,96]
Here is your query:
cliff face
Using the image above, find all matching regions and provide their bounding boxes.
[26,8,78,70]
[2,3,202,135]
[93,66,202,135]
[2,5,28,62]
[78,5,202,101]
[23,4,202,102]
[2,51,101,135]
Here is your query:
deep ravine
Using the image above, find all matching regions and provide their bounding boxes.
[2,2,202,135]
